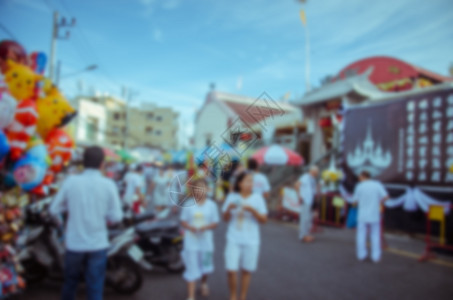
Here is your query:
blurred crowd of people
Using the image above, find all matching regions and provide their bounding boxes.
[51,147,389,300]
[179,157,270,300]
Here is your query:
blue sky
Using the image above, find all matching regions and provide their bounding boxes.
[1,0,453,145]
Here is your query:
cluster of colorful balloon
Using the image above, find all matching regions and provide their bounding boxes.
[0,40,77,197]
[0,40,75,297]
[0,244,26,297]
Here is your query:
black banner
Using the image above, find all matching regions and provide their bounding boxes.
[342,87,453,188]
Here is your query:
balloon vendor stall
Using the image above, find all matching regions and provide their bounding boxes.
[0,40,77,298]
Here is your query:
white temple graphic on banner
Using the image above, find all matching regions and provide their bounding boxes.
[347,123,392,177]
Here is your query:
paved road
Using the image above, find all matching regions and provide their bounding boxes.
[21,220,453,300]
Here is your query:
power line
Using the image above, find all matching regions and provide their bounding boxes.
[59,0,123,89]
[42,0,54,12]
[59,0,73,17]
[0,23,18,40]
[41,1,122,94]
[70,34,122,92]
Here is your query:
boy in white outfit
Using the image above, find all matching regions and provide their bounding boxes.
[180,178,220,300]
[352,170,389,263]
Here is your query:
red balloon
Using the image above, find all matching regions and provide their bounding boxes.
[6,99,38,160]
[45,128,74,173]
[0,40,27,74]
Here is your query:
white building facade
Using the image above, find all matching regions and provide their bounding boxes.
[74,97,107,146]
[194,90,302,150]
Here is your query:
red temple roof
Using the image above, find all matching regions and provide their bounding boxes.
[338,56,453,84]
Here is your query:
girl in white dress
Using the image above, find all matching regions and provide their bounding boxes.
[222,171,268,300]
[180,178,219,300]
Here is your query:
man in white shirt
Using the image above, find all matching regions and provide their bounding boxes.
[50,146,123,300]
[143,164,156,195]
[123,165,145,209]
[295,166,319,243]
[247,158,271,199]
[352,170,389,263]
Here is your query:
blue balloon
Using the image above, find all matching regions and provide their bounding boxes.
[0,131,9,160]
[12,145,48,191]
[36,52,47,74]
[30,51,47,74]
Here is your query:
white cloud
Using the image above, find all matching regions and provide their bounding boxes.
[308,0,453,79]
[153,28,163,42]
[7,0,49,13]
[60,0,453,147]
[138,0,157,16]
[207,0,298,33]
[138,0,181,16]
[162,0,181,10]
[236,76,243,90]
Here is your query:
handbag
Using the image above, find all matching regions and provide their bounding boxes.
[346,206,358,228]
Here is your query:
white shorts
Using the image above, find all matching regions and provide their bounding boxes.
[225,242,260,272]
[182,250,214,282]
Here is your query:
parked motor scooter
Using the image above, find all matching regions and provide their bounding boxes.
[134,207,184,273]
[17,198,146,295]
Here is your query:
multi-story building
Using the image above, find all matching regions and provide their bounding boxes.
[72,96,179,150]
[127,103,179,150]
[72,96,108,147]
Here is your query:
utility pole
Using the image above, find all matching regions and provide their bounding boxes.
[49,11,58,81]
[55,60,61,86]
[48,11,76,81]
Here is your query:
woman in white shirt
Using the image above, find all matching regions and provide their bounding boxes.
[222,171,268,300]
[180,178,220,300]
[247,158,270,199]
[123,165,145,209]
[150,167,170,211]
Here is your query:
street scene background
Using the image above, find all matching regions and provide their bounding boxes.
[0,0,453,299]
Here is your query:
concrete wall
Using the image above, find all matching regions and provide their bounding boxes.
[194,102,229,149]
[75,99,107,145]
[127,106,178,150]
[74,96,179,150]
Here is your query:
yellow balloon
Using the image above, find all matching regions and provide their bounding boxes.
[36,86,77,139]
[4,60,43,101]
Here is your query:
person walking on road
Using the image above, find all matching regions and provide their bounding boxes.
[247,158,270,199]
[352,170,389,263]
[123,165,145,213]
[222,171,268,300]
[143,163,157,195]
[150,166,170,211]
[180,178,220,300]
[49,146,123,300]
[295,166,319,243]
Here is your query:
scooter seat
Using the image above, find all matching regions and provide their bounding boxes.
[135,219,179,235]
[132,211,155,224]
[108,229,124,240]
